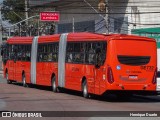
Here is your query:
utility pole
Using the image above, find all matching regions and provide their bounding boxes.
[72,17,75,33]
[105,0,109,34]
[98,0,109,34]
[25,0,29,25]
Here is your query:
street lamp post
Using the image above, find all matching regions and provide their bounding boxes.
[105,0,109,34]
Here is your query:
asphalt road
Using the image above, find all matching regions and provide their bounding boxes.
[0,74,160,120]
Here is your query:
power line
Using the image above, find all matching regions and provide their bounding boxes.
[4,3,160,7]
[2,0,160,34]
[2,9,160,15]
[28,0,160,3]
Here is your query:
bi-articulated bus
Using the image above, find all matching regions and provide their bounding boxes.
[1,32,157,98]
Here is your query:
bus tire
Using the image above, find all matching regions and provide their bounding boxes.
[6,72,12,84]
[52,76,57,93]
[82,80,89,98]
[22,74,27,87]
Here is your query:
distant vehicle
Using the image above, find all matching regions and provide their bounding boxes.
[1,33,157,98]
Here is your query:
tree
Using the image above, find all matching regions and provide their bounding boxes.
[2,0,25,23]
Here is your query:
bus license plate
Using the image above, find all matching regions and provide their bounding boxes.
[129,75,138,80]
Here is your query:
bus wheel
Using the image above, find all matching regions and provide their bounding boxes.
[52,76,57,92]
[22,74,27,87]
[82,80,89,98]
[6,72,12,84]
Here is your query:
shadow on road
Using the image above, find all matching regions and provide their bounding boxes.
[10,82,160,103]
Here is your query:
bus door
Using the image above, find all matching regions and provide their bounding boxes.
[94,42,107,95]
[94,66,106,95]
[14,45,22,82]
[8,60,15,80]
[8,45,16,80]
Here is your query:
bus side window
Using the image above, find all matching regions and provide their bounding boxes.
[47,44,52,61]
[1,43,9,64]
[100,42,107,64]
[38,44,43,62]
[95,42,107,66]
[9,45,16,60]
[21,45,26,61]
[52,43,58,62]
[17,45,22,61]
[66,43,73,63]
[39,44,47,62]
[8,45,12,60]
[66,42,85,64]
[37,43,59,62]
[43,45,48,61]
[26,45,31,61]
[85,42,96,64]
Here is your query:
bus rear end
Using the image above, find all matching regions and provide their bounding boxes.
[107,35,157,94]
[157,48,160,91]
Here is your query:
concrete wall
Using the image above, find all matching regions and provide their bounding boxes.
[106,0,160,34]
[126,0,160,32]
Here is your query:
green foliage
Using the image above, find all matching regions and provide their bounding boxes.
[2,0,25,23]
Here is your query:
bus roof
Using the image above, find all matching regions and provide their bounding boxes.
[7,34,60,44]
[38,34,60,43]
[6,32,156,44]
[106,34,156,42]
[67,32,106,41]
[7,36,34,44]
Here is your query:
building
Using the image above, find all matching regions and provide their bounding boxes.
[28,0,129,34]
[28,0,160,35]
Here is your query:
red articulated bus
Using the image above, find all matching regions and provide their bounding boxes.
[1,32,157,98]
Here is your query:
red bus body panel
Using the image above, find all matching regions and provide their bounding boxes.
[3,33,157,96]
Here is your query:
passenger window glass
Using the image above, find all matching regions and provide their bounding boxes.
[26,45,31,61]
[66,42,85,64]
[85,42,96,64]
[38,43,58,62]
[1,43,9,64]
